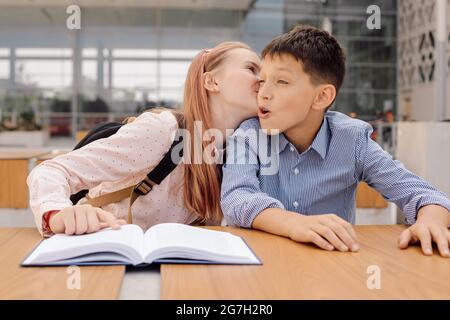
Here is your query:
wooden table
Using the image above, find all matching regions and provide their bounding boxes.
[0,149,50,208]
[2,225,450,299]
[161,225,450,299]
[0,228,124,299]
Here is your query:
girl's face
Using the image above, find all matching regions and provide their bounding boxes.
[213,48,261,122]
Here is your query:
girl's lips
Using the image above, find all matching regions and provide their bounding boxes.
[258,107,271,119]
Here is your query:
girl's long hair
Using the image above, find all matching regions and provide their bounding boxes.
[182,41,251,225]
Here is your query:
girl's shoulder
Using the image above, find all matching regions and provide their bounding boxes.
[134,109,179,128]
[116,110,181,149]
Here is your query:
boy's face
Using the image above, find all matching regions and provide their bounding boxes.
[257,53,319,134]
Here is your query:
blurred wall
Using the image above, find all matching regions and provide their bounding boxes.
[397,0,450,121]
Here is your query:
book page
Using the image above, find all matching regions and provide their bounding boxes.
[143,223,259,263]
[23,224,145,265]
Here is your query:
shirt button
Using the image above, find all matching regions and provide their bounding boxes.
[293,201,299,208]
[293,168,299,175]
[289,146,295,152]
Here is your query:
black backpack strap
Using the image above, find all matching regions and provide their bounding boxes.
[73,122,123,150]
[134,131,184,196]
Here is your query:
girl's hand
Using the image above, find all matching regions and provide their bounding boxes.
[49,204,127,235]
[288,213,359,252]
[398,205,450,258]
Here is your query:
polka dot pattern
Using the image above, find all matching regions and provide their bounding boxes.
[27,111,196,235]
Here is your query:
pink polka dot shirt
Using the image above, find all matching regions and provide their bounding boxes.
[27,111,207,237]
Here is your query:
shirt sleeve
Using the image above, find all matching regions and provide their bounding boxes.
[27,111,177,236]
[221,125,284,228]
[356,125,450,225]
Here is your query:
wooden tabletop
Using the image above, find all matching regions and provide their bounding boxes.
[161,225,450,299]
[0,149,50,160]
[3,225,449,299]
[0,228,125,299]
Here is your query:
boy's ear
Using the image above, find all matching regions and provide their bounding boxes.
[203,72,220,93]
[312,84,336,111]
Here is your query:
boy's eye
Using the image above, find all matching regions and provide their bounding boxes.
[259,79,266,84]
[277,80,289,85]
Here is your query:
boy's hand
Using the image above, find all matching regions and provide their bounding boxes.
[49,204,127,235]
[398,205,450,258]
[288,214,359,252]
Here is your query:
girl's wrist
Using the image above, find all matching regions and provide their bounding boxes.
[42,210,61,236]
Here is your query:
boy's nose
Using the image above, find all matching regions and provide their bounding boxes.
[258,89,272,101]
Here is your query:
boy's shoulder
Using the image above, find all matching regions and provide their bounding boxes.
[326,111,372,136]
[236,117,261,131]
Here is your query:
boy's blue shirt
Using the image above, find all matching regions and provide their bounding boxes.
[221,111,450,227]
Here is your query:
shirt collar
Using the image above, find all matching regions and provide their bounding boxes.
[277,116,330,160]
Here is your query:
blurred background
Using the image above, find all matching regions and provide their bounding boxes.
[0,0,449,227]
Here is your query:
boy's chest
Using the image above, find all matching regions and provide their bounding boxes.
[258,148,358,211]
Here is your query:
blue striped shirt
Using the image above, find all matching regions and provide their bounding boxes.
[221,111,450,227]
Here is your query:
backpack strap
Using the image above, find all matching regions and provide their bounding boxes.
[84,131,184,223]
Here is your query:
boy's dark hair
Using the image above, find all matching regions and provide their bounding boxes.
[261,25,346,94]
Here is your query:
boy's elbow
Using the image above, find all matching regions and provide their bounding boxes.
[220,200,239,227]
[220,195,246,228]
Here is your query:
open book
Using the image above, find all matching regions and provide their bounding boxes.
[22,223,261,266]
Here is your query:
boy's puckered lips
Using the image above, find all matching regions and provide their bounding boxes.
[258,106,271,119]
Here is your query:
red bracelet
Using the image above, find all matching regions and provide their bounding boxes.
[42,210,60,237]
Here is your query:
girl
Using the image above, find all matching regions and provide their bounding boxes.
[27,41,261,237]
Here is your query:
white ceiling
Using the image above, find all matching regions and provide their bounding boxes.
[0,0,256,11]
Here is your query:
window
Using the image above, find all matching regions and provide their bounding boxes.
[15,60,72,88]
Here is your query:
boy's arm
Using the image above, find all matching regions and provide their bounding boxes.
[221,124,359,252]
[220,125,285,228]
[252,208,359,252]
[357,126,450,257]
[356,126,450,223]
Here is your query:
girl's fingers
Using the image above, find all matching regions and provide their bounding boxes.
[60,205,125,235]
[86,209,100,233]
[99,219,127,228]
[63,209,76,235]
[430,226,450,258]
[98,220,127,230]
[74,206,88,235]
[313,224,348,252]
[96,208,122,229]
[99,222,110,229]
[307,231,334,251]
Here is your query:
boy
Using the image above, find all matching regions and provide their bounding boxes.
[221,25,450,257]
